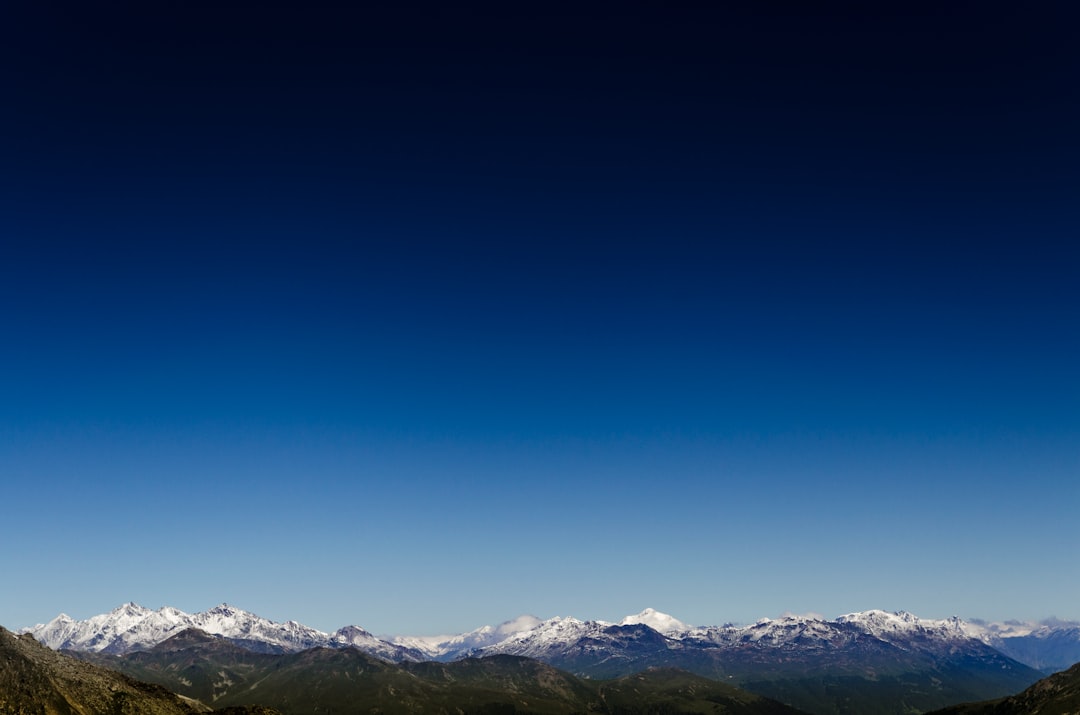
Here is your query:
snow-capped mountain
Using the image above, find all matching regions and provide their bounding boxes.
[329,624,426,662]
[389,614,543,660]
[473,609,1040,682]
[468,616,613,660]
[23,602,423,662]
[468,609,981,662]
[27,603,193,655]
[677,610,1000,654]
[620,607,688,634]
[836,609,972,642]
[188,603,329,653]
[19,603,1070,715]
[22,602,1080,677]
[472,615,678,677]
[964,618,1080,673]
[466,608,1042,714]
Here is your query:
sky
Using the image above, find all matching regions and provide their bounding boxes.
[1,2,1077,636]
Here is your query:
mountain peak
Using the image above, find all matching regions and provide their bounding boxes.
[208,602,240,613]
[496,614,543,634]
[620,608,688,634]
[111,601,147,614]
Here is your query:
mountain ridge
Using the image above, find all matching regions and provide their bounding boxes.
[24,601,427,662]
[22,602,1080,674]
[26,603,1058,715]
[63,630,808,715]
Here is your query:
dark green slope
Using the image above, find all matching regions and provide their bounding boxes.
[215,652,809,714]
[598,669,808,715]
[402,655,600,711]
[78,628,807,714]
[734,654,1041,715]
[929,660,1080,715]
[72,628,283,706]
[76,632,436,713]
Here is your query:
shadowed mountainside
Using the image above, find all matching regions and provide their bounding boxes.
[473,619,1043,715]
[929,660,1080,715]
[72,627,807,714]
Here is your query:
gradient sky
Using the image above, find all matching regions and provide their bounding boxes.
[1,2,1077,636]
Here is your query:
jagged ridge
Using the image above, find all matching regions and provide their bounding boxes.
[24,602,425,662]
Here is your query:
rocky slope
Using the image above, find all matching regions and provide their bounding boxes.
[0,625,206,715]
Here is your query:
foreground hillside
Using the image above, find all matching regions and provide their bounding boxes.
[929,660,1080,714]
[0,626,260,715]
[72,628,807,714]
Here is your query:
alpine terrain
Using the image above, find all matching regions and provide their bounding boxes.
[21,603,1070,714]
[9,626,807,715]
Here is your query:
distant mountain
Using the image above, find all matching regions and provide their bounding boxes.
[22,602,1069,714]
[26,602,1080,674]
[964,618,1080,674]
[389,613,545,660]
[24,602,424,662]
[473,610,1042,715]
[75,628,807,714]
[0,625,276,715]
[928,660,1080,714]
[620,607,690,634]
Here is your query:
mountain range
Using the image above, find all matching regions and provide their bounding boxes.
[10,611,1080,715]
[23,603,1080,673]
[66,627,805,715]
[19,602,1080,714]
[23,602,426,661]
[1,623,809,715]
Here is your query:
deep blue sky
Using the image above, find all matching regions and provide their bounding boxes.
[1,2,1077,635]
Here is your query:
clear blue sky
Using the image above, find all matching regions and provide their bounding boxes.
[1,2,1077,636]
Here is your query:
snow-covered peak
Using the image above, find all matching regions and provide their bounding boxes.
[836,610,970,641]
[330,625,426,662]
[730,614,837,646]
[838,609,917,629]
[479,615,588,650]
[390,614,545,660]
[961,618,1080,648]
[619,608,688,635]
[681,610,982,653]
[494,614,545,636]
[112,602,149,615]
[20,603,404,661]
[472,615,618,660]
[22,603,1079,674]
[21,604,190,656]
